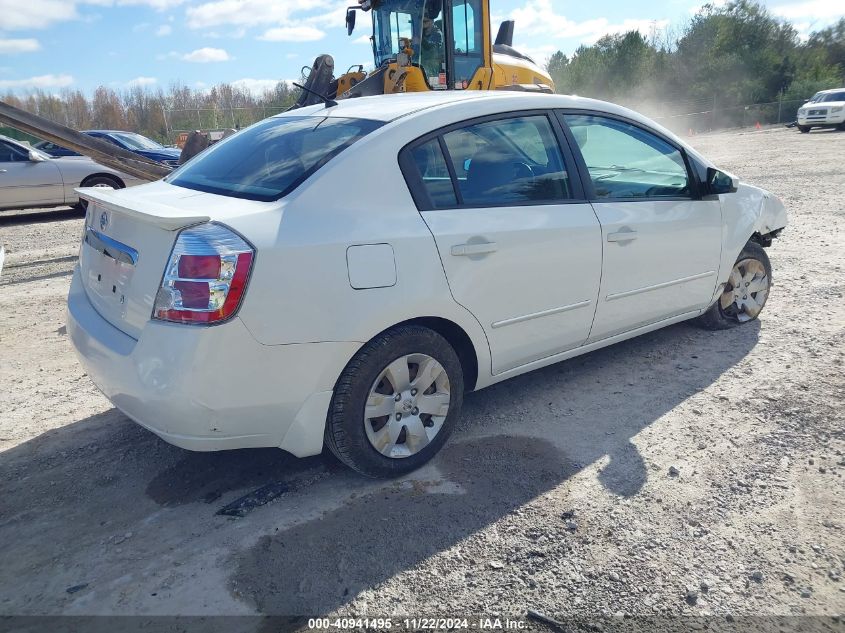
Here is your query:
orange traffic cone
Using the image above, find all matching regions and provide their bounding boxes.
[755,121,762,130]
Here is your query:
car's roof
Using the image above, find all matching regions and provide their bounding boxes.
[816,88,845,94]
[276,91,642,123]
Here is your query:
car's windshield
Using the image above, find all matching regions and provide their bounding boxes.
[372,0,445,79]
[168,115,383,202]
[108,132,165,150]
[819,91,845,103]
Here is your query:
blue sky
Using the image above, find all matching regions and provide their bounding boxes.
[1,0,843,95]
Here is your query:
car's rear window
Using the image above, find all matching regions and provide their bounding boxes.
[168,116,383,202]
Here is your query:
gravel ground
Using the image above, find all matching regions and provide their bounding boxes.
[0,127,843,627]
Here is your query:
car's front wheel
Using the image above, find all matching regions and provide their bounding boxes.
[696,241,772,330]
[325,325,464,478]
[798,125,811,133]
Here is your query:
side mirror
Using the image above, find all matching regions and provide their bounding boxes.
[346,8,356,36]
[28,149,46,162]
[706,167,739,195]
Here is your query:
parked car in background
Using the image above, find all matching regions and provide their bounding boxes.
[35,130,181,166]
[797,88,845,133]
[68,92,787,478]
[0,135,142,211]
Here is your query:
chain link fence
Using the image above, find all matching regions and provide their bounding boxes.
[163,106,289,137]
[647,98,806,135]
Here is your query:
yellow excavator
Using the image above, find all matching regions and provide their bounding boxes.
[295,0,555,107]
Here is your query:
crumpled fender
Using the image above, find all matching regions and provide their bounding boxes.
[715,183,788,289]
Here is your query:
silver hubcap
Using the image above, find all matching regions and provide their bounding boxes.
[364,353,450,459]
[720,258,769,322]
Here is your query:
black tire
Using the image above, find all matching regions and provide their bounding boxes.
[798,125,810,133]
[325,325,464,478]
[695,240,772,330]
[75,175,123,210]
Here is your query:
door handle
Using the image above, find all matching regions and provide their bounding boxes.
[0,169,7,173]
[607,230,638,243]
[451,241,497,256]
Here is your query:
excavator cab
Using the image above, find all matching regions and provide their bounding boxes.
[295,0,552,107]
[336,0,492,97]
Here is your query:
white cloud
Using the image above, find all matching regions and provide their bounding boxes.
[116,0,185,8]
[181,47,230,62]
[258,25,325,41]
[0,73,74,90]
[155,24,172,36]
[510,0,668,46]
[0,0,78,29]
[0,0,186,31]
[127,76,157,86]
[0,38,41,54]
[771,0,845,20]
[230,77,289,95]
[353,34,372,45]
[186,0,336,29]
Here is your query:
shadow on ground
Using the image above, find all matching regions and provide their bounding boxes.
[0,206,84,227]
[0,318,760,615]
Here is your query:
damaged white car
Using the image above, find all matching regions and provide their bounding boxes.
[68,91,787,477]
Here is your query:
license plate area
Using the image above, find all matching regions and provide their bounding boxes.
[82,230,138,313]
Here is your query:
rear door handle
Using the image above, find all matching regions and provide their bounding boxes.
[607,230,638,243]
[451,242,497,256]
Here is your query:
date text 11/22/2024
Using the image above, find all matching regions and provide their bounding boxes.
[307,617,529,630]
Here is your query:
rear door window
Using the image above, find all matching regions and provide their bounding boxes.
[402,114,572,209]
[442,115,571,205]
[168,116,383,202]
[409,139,457,208]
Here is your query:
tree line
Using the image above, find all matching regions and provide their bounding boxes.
[1,81,300,145]
[546,1,844,118]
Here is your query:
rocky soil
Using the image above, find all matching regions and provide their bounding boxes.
[0,126,842,628]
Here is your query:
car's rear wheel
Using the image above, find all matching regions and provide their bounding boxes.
[325,325,464,478]
[798,125,811,133]
[75,175,123,210]
[696,241,772,330]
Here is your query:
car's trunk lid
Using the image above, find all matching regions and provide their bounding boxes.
[76,184,212,340]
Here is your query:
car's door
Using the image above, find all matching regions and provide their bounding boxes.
[559,112,722,342]
[0,140,64,208]
[401,112,603,374]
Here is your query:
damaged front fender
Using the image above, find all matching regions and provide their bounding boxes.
[716,183,788,287]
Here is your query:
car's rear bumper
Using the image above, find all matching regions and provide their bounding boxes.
[67,266,360,456]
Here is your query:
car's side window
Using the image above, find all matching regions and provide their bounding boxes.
[409,139,458,209]
[442,115,571,205]
[563,114,691,200]
[0,141,27,163]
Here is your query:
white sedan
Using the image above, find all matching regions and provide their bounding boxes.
[68,92,787,477]
[0,135,141,212]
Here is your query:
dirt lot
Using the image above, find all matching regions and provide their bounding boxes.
[0,127,843,627]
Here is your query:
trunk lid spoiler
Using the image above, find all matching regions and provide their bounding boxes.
[76,187,210,231]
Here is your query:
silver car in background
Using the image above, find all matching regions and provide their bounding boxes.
[0,135,142,211]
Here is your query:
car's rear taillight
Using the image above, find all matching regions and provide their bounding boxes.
[153,223,254,325]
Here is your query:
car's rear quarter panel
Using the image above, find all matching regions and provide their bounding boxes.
[228,113,494,385]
